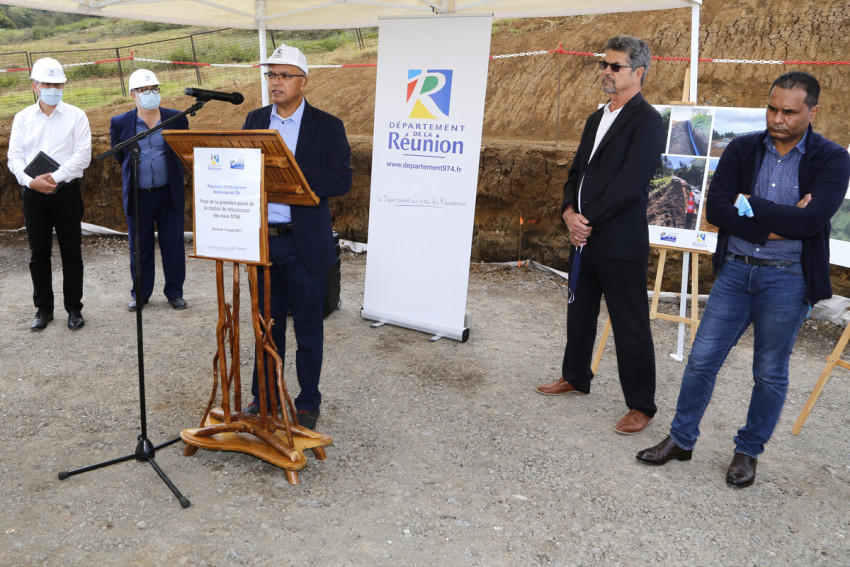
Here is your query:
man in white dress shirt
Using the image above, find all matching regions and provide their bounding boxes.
[7,57,92,331]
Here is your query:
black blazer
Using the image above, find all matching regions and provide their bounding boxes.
[243,100,352,273]
[110,107,189,214]
[561,92,665,260]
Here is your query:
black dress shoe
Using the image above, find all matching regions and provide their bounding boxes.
[296,408,320,430]
[128,298,148,311]
[244,400,279,417]
[726,453,757,487]
[168,297,187,310]
[67,311,85,330]
[30,309,54,331]
[636,436,693,466]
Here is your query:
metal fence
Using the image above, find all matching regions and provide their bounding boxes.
[0,28,373,118]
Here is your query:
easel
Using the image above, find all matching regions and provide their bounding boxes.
[790,320,850,434]
[590,72,705,372]
[650,245,702,343]
[164,130,330,484]
[590,245,704,373]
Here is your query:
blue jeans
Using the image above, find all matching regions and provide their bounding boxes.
[669,255,808,458]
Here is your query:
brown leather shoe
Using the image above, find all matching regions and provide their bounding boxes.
[535,377,586,396]
[614,409,652,435]
[636,436,692,465]
[726,453,757,488]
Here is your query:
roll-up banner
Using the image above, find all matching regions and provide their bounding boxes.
[361,14,493,342]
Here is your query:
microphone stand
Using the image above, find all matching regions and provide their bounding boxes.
[58,99,207,509]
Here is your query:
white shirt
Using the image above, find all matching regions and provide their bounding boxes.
[266,99,305,224]
[578,102,622,213]
[590,102,622,160]
[7,100,92,188]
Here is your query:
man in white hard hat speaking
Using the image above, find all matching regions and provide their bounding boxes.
[7,57,92,331]
[110,69,190,312]
[242,44,352,430]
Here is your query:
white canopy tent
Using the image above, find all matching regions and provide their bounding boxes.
[3,0,703,102]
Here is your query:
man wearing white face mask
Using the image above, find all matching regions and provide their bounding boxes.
[7,57,92,331]
[110,69,189,312]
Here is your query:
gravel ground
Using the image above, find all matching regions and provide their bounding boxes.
[0,232,848,567]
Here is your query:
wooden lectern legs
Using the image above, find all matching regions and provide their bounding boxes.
[180,261,331,484]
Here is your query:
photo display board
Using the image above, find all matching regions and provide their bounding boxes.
[827,145,850,268]
[647,105,766,253]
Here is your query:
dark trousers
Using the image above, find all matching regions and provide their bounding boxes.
[251,232,326,412]
[21,181,84,314]
[125,189,186,301]
[561,245,657,417]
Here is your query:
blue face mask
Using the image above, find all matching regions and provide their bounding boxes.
[39,88,63,106]
[138,91,161,110]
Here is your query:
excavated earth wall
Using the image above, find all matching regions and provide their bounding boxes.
[1,0,848,292]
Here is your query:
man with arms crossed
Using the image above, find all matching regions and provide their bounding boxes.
[637,72,850,487]
[242,45,352,430]
[8,57,91,331]
[536,35,665,435]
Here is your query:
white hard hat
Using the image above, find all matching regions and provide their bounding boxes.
[30,57,67,83]
[261,44,308,75]
[128,69,159,91]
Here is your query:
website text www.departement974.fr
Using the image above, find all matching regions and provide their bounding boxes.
[386,161,463,173]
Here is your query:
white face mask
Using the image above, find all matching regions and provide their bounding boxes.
[138,90,161,110]
[39,87,63,106]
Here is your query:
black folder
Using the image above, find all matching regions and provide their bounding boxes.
[23,151,64,193]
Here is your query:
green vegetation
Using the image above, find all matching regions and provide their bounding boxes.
[831,201,850,241]
[0,7,184,46]
[659,107,671,133]
[650,175,673,196]
[0,7,377,56]
[0,7,378,119]
[655,155,706,188]
[690,110,712,138]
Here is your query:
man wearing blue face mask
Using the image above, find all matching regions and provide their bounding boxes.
[110,69,190,312]
[8,57,92,331]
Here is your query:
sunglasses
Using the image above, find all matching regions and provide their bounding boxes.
[264,71,306,81]
[598,60,635,73]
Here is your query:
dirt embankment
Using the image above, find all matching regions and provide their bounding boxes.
[2,0,849,292]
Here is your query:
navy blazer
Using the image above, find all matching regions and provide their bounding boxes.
[110,107,189,214]
[242,100,352,273]
[707,126,850,305]
[561,92,665,260]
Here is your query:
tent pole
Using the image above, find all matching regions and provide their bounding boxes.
[689,2,700,102]
[258,0,269,106]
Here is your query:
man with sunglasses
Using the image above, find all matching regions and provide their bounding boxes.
[8,57,91,331]
[241,44,352,430]
[110,69,190,312]
[536,35,665,435]
[637,72,850,487]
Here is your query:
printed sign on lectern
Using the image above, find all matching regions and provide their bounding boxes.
[192,147,263,263]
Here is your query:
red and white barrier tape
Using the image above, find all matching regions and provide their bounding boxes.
[3,46,848,73]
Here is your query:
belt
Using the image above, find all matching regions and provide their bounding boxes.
[727,253,792,267]
[140,185,168,192]
[268,223,293,236]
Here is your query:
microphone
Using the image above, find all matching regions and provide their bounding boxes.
[183,88,244,105]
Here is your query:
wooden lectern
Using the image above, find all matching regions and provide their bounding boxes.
[164,130,330,484]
